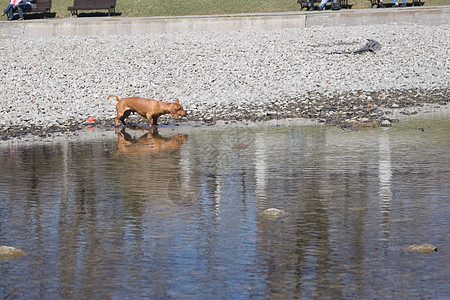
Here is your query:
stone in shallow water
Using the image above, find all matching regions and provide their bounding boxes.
[0,246,26,261]
[232,143,248,149]
[261,208,285,218]
[381,119,392,127]
[407,244,437,253]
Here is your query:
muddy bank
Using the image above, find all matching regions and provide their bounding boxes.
[1,88,448,141]
[188,88,449,126]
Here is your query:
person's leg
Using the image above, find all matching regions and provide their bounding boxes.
[18,3,31,20]
[8,5,15,19]
[319,0,328,10]
[3,4,13,15]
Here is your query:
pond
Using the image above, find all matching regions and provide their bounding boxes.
[1,113,449,299]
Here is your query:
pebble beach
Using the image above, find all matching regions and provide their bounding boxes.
[0,21,449,139]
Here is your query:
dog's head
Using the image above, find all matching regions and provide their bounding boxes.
[170,99,187,119]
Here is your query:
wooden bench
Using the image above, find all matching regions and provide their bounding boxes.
[68,0,117,17]
[367,0,424,7]
[22,0,52,18]
[297,0,352,10]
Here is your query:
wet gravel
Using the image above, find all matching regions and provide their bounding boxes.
[0,23,449,140]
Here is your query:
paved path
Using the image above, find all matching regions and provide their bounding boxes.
[0,6,449,38]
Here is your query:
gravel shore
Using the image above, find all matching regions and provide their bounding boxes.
[0,22,449,139]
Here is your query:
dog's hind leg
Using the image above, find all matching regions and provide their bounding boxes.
[119,110,132,126]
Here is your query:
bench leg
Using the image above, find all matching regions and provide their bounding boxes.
[108,7,115,17]
[302,1,315,11]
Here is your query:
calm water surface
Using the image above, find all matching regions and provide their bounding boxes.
[1,116,449,299]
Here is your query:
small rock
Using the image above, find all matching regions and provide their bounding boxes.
[261,208,285,218]
[232,143,248,149]
[381,119,391,127]
[0,246,26,261]
[407,244,437,253]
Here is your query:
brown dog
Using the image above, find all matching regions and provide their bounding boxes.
[107,95,187,127]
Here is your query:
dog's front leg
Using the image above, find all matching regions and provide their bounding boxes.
[146,114,157,127]
[151,116,159,126]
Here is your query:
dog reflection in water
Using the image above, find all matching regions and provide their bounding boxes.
[116,127,187,155]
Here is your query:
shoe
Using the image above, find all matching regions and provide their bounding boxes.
[18,18,24,21]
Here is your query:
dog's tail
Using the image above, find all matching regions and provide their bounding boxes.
[107,94,120,102]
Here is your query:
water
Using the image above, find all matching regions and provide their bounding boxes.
[1,115,449,299]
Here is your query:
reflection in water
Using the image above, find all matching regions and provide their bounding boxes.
[0,117,449,299]
[255,132,268,207]
[116,127,187,155]
[379,130,393,209]
[379,130,393,242]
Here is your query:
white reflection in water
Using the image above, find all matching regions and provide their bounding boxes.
[378,130,393,241]
[214,175,223,218]
[61,142,70,207]
[254,132,268,207]
[179,146,192,201]
[378,130,393,212]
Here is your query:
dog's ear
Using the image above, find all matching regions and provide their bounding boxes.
[175,98,180,104]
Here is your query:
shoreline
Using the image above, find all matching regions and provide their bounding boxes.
[1,100,449,147]
[1,21,449,143]
[1,87,448,143]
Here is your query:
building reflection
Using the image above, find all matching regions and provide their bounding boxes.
[254,132,268,208]
[378,130,393,242]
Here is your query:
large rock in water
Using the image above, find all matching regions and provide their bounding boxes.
[261,208,285,218]
[407,244,437,253]
[0,246,26,261]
